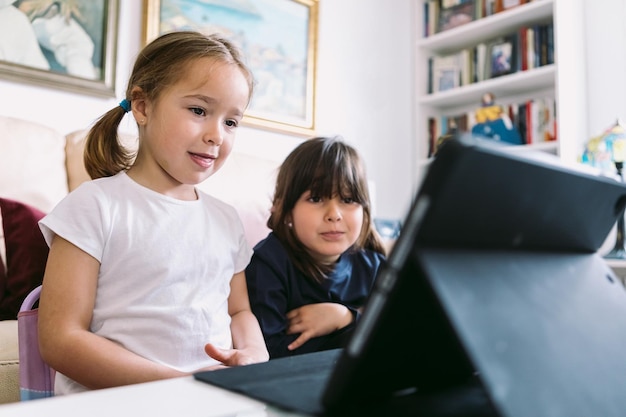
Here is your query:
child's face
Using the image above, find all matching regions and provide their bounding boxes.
[135,57,249,198]
[290,191,364,265]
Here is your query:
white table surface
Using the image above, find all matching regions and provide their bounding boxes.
[0,376,306,417]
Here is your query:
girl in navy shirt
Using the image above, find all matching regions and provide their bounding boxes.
[246,137,387,358]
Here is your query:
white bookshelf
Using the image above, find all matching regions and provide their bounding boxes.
[412,0,626,283]
[413,0,586,184]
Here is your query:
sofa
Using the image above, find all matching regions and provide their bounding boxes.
[0,114,281,403]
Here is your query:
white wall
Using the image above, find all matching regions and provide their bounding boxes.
[0,1,415,222]
[555,0,626,160]
[315,0,415,220]
[583,0,626,138]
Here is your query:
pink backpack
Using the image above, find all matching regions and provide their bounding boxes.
[17,285,55,400]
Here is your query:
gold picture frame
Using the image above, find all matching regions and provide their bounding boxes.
[0,0,119,98]
[143,0,318,136]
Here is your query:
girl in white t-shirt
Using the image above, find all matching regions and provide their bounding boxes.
[38,31,269,395]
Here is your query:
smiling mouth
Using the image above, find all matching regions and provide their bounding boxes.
[189,152,217,168]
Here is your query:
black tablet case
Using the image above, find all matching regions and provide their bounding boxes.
[196,136,626,416]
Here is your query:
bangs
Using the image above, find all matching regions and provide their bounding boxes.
[278,137,371,212]
[308,153,367,204]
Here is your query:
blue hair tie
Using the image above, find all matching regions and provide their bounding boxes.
[119,99,131,113]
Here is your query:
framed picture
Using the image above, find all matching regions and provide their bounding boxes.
[437,1,475,33]
[430,54,461,93]
[0,0,119,97]
[488,36,516,78]
[143,0,319,136]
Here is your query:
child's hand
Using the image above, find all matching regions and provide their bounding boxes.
[286,303,353,351]
[204,343,268,367]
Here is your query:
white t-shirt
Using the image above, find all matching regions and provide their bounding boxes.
[39,172,252,394]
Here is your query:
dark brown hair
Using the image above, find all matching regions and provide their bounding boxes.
[268,136,385,283]
[84,31,254,179]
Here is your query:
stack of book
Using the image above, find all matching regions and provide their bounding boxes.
[427,96,557,156]
[423,0,540,37]
[427,21,553,93]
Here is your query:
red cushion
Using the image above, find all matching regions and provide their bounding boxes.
[0,198,48,320]
[0,251,5,289]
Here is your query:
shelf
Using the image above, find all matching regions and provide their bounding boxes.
[501,140,558,153]
[419,64,555,112]
[606,258,626,285]
[606,258,626,270]
[421,140,558,163]
[418,0,554,54]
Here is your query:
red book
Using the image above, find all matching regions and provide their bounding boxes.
[519,27,528,71]
[525,100,533,144]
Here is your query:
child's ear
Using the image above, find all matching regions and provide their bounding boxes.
[130,87,148,124]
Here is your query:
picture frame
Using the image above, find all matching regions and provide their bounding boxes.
[0,0,119,98]
[430,54,461,93]
[143,0,319,136]
[488,36,516,78]
[437,1,475,33]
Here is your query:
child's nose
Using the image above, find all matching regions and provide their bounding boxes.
[203,122,224,146]
[325,201,342,221]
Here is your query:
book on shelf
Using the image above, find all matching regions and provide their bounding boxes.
[423,0,545,35]
[424,1,438,37]
[526,26,536,69]
[522,23,554,70]
[474,42,488,82]
[528,97,557,144]
[546,23,554,65]
[491,23,553,76]
[509,97,557,145]
[518,26,528,71]
[426,96,557,156]
[471,0,495,20]
[425,21,554,94]
[494,0,529,13]
[423,0,549,39]
[458,48,473,86]
[428,112,473,156]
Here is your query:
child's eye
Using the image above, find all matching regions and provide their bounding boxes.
[342,197,355,204]
[308,196,322,203]
[190,107,205,116]
[225,119,238,128]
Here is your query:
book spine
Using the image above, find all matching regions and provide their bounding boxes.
[526,26,535,70]
[519,26,528,71]
[546,23,554,65]
[525,100,533,144]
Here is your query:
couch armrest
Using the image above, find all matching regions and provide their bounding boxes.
[0,320,19,404]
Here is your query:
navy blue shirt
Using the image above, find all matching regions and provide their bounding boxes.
[246,232,386,358]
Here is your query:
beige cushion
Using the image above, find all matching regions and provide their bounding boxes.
[0,115,68,213]
[64,129,93,192]
[0,320,19,404]
[65,129,139,192]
